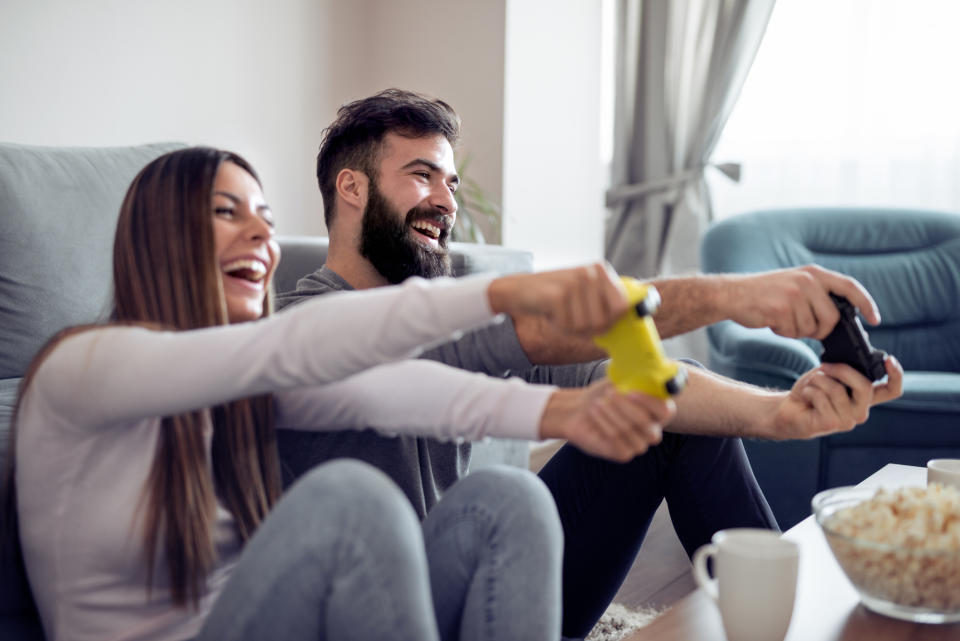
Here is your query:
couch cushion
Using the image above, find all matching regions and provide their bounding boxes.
[273,235,535,295]
[0,143,185,380]
[449,241,534,276]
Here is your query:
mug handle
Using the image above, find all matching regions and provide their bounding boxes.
[692,543,718,603]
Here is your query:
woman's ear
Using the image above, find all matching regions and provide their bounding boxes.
[335,168,368,213]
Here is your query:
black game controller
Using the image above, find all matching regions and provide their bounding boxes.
[820,294,887,381]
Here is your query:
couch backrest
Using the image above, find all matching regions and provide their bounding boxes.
[0,142,188,380]
[701,208,960,373]
[272,235,534,295]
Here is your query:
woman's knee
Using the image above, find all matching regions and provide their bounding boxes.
[204,460,435,640]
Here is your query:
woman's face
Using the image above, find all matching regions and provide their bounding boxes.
[211,161,280,323]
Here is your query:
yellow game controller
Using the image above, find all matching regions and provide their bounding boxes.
[594,277,688,399]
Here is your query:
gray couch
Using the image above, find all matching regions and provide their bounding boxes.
[0,142,533,640]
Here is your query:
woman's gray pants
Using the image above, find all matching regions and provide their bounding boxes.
[197,459,562,641]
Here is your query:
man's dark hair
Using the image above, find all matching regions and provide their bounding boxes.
[317,88,461,227]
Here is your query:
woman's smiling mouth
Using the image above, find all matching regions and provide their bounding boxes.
[222,257,268,288]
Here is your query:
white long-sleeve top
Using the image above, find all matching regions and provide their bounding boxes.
[15,275,556,641]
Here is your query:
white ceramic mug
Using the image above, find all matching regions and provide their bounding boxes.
[692,528,799,641]
[928,459,960,490]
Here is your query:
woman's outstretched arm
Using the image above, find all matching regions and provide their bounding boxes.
[278,359,672,463]
[25,264,629,432]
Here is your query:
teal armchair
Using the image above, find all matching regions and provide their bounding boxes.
[701,208,960,528]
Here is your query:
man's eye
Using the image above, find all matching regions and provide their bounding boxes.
[414,171,430,179]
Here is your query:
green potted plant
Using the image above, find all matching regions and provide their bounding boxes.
[451,154,500,243]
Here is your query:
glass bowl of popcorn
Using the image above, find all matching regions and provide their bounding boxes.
[812,484,960,623]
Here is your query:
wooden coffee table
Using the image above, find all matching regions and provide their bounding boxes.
[624,464,960,640]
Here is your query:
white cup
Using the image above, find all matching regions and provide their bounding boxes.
[927,459,960,490]
[692,528,799,641]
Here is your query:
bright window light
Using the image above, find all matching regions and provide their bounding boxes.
[710,0,960,219]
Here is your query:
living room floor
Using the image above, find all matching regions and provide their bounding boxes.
[612,500,696,609]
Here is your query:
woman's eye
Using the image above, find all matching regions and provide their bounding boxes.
[214,207,235,218]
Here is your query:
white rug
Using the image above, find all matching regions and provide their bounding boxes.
[585,602,663,641]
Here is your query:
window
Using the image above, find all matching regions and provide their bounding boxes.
[709,0,960,219]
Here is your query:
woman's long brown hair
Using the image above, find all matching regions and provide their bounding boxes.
[112,148,282,606]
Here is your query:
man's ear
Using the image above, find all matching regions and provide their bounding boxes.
[335,168,368,213]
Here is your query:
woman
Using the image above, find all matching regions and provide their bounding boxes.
[9,147,669,641]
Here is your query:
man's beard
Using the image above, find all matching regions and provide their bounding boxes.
[359,180,453,284]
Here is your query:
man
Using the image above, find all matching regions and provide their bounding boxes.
[276,89,903,639]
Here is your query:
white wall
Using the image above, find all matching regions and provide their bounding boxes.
[1,0,606,262]
[324,0,506,241]
[502,0,605,269]
[0,0,332,236]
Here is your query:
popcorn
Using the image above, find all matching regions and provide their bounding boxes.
[822,484,960,611]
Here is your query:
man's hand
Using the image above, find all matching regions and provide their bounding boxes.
[487,263,629,337]
[770,355,903,439]
[538,380,676,462]
[722,265,881,340]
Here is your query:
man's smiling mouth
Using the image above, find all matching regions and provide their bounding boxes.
[410,219,442,240]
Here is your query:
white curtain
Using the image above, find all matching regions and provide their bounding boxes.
[604,0,775,359]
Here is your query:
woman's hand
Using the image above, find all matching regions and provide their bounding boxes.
[486,263,629,337]
[538,380,677,462]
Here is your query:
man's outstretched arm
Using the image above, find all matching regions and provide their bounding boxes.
[649,265,880,340]
[513,264,882,365]
[668,354,903,440]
